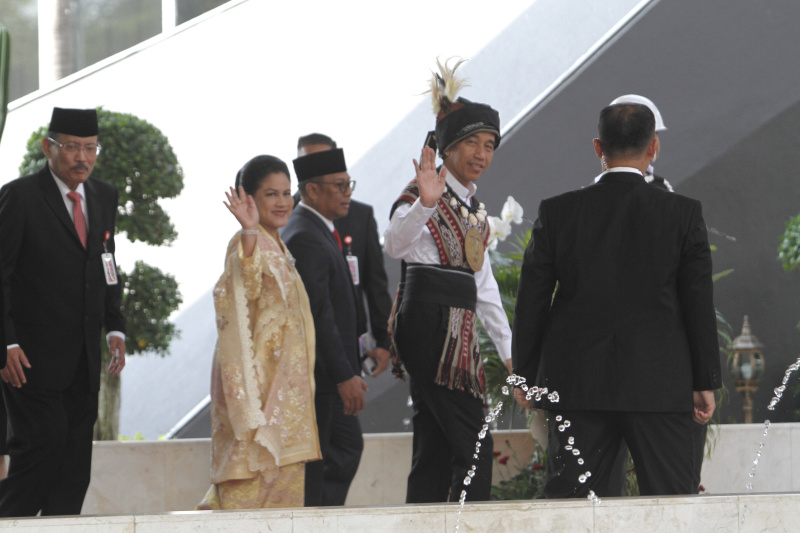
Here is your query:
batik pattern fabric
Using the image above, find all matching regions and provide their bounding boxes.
[197,227,321,510]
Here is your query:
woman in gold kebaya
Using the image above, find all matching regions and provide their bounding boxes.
[198,155,320,509]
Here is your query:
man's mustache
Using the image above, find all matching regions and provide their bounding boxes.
[70,163,89,172]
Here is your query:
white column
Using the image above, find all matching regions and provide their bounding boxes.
[162,0,176,33]
[37,0,74,87]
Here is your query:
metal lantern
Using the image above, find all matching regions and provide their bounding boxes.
[728,315,764,423]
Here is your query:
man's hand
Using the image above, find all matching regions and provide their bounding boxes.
[503,359,513,374]
[366,347,390,377]
[338,375,368,415]
[1,347,31,388]
[513,387,543,412]
[108,336,126,376]
[692,390,716,424]
[414,146,447,208]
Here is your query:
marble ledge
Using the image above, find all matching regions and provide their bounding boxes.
[1,493,800,533]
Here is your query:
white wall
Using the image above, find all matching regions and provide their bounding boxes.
[82,423,800,515]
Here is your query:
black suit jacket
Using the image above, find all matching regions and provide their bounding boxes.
[282,205,360,394]
[0,166,125,392]
[333,200,392,350]
[512,172,721,412]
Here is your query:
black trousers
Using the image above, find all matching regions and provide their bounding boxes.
[406,378,493,503]
[396,296,493,503]
[0,354,97,517]
[304,391,363,506]
[608,419,708,496]
[545,410,695,498]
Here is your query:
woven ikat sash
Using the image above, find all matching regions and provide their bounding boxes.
[392,180,491,400]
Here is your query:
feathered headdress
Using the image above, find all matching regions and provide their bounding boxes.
[422,56,501,155]
[427,57,469,119]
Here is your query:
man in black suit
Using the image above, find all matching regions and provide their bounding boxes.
[283,148,365,506]
[512,103,720,497]
[296,133,392,375]
[0,107,126,516]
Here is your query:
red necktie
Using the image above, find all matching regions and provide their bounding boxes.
[333,228,343,251]
[67,191,87,249]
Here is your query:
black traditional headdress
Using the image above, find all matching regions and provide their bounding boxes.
[425,58,500,155]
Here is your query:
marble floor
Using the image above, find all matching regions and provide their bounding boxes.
[1,493,799,532]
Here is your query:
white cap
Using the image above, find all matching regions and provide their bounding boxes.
[609,94,667,132]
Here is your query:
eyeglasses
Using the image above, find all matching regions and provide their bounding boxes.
[316,179,356,194]
[48,137,102,156]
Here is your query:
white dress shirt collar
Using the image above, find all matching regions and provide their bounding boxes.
[297,201,335,232]
[593,166,645,183]
[50,167,88,228]
[445,173,477,203]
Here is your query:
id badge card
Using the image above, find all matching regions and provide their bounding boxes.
[347,254,360,286]
[101,231,118,285]
[102,253,118,285]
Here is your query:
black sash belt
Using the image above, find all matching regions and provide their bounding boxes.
[403,263,477,311]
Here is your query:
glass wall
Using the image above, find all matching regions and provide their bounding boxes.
[0,0,231,102]
[176,0,229,25]
[0,0,39,101]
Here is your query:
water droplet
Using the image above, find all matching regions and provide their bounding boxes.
[406,396,413,407]
[501,386,509,395]
[749,472,755,478]
[568,437,575,444]
[585,471,592,478]
[521,384,529,391]
[746,483,753,490]
[473,454,479,459]
[564,445,572,451]
[468,470,475,478]
[403,418,411,427]
[463,476,472,486]
[563,420,571,428]
[555,415,563,421]
[578,458,584,465]
[578,474,587,483]
[558,425,565,432]
[572,449,581,456]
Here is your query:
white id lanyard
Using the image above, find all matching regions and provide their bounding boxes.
[102,231,119,285]
[343,235,359,286]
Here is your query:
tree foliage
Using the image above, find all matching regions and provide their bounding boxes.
[120,261,181,356]
[19,108,184,245]
[778,213,800,274]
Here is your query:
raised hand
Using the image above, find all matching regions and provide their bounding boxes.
[414,146,447,208]
[224,186,259,230]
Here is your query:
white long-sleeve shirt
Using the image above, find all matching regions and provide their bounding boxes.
[384,174,512,361]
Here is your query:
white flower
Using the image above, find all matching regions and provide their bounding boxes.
[487,216,512,250]
[501,196,524,225]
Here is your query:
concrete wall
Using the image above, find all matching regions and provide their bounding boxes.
[82,423,800,515]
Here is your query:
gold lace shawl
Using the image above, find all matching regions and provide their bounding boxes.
[210,227,320,484]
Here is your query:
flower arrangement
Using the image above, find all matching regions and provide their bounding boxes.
[491,439,547,500]
[487,196,524,250]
